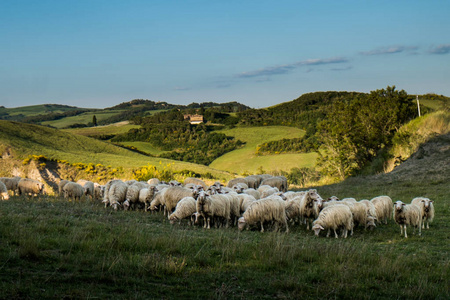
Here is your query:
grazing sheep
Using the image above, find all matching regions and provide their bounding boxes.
[0,176,21,196]
[147,178,160,185]
[138,186,157,211]
[58,179,70,197]
[242,188,260,200]
[169,180,182,187]
[284,192,306,224]
[238,195,289,233]
[348,202,375,232]
[102,179,123,208]
[125,180,138,185]
[227,178,248,188]
[196,191,231,229]
[161,186,198,216]
[63,182,85,201]
[244,176,259,189]
[125,184,145,210]
[299,189,324,230]
[371,196,393,225]
[411,197,435,229]
[341,198,357,203]
[312,204,354,238]
[169,197,197,225]
[0,181,10,200]
[94,183,104,201]
[327,195,340,202]
[260,187,280,199]
[257,184,274,195]
[393,201,422,238]
[149,189,166,212]
[358,200,378,221]
[260,177,286,192]
[77,180,95,200]
[183,177,208,190]
[108,181,128,210]
[236,194,257,214]
[18,178,44,197]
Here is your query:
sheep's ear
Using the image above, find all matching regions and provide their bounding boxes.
[402,203,406,206]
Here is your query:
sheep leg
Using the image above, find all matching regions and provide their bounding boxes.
[399,225,403,236]
[260,221,264,233]
[326,229,330,237]
[284,220,289,233]
[404,225,408,238]
[426,222,429,229]
[418,222,422,236]
[207,217,211,229]
[334,229,338,239]
[342,229,348,238]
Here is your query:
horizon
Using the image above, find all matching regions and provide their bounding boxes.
[1,0,449,109]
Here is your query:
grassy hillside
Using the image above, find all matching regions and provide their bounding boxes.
[63,121,140,137]
[0,104,83,119]
[209,126,318,174]
[41,110,125,129]
[0,120,231,180]
[0,133,448,298]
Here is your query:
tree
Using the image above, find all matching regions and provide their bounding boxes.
[92,115,97,126]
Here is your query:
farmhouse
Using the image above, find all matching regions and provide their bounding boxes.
[183,114,204,124]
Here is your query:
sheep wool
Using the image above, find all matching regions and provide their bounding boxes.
[411,197,435,229]
[299,189,324,230]
[63,182,85,201]
[0,181,9,200]
[393,201,422,238]
[196,191,231,229]
[18,178,44,197]
[169,197,197,225]
[312,204,353,238]
[0,176,21,196]
[371,196,393,225]
[238,195,288,233]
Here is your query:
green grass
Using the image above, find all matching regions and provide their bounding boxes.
[116,141,169,156]
[64,122,140,137]
[42,110,126,129]
[0,120,232,180]
[0,169,448,299]
[210,126,318,174]
[0,104,83,117]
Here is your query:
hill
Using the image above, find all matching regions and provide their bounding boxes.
[0,104,86,122]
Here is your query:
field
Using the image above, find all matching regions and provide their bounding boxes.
[41,110,124,129]
[210,126,318,174]
[0,167,448,299]
[64,121,140,137]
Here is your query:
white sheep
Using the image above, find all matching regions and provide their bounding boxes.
[63,182,85,201]
[299,189,324,230]
[125,183,148,210]
[102,179,123,208]
[94,183,104,201]
[169,197,197,225]
[227,178,248,188]
[76,179,95,200]
[238,195,289,233]
[0,181,10,200]
[0,176,21,196]
[260,177,287,192]
[161,186,197,216]
[58,179,70,197]
[147,178,160,185]
[260,187,280,199]
[236,194,257,214]
[393,200,422,238]
[243,188,260,200]
[284,192,306,224]
[370,196,393,225]
[18,178,44,197]
[108,181,128,210]
[138,186,157,211]
[244,175,259,189]
[183,177,208,190]
[312,204,354,238]
[411,197,435,229]
[196,191,231,229]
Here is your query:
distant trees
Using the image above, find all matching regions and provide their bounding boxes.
[92,115,97,126]
[316,86,415,180]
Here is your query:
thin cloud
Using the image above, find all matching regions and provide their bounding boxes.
[429,44,450,54]
[359,45,418,56]
[235,57,348,78]
[331,66,352,71]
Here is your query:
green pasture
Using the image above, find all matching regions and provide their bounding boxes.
[42,110,125,128]
[116,141,168,156]
[210,126,317,174]
[64,122,140,137]
[0,104,83,117]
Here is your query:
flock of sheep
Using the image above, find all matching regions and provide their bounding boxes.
[0,174,435,238]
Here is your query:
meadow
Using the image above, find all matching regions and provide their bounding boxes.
[210,126,318,174]
[42,110,125,129]
[0,170,448,299]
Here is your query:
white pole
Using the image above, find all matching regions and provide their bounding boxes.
[416,95,421,117]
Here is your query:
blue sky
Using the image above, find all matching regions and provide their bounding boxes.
[1,0,449,109]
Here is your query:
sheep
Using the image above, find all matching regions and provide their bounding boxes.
[236,194,257,214]
[393,201,422,238]
[370,196,393,225]
[244,176,258,189]
[341,198,357,203]
[169,180,182,187]
[227,178,248,188]
[77,180,95,200]
[147,178,160,185]
[299,189,324,230]
[149,189,166,212]
[18,178,44,197]
[125,180,138,185]
[348,201,376,232]
[238,195,289,233]
[327,195,340,202]
[196,191,231,229]
[284,192,307,224]
[63,182,85,201]
[169,197,197,225]
[243,188,260,200]
[150,186,196,216]
[108,181,128,210]
[94,183,104,201]
[138,186,157,211]
[411,197,435,229]
[58,179,70,197]
[0,176,21,196]
[260,187,280,199]
[125,184,144,210]
[260,177,286,192]
[0,181,10,200]
[183,177,208,190]
[257,184,274,195]
[102,179,123,208]
[312,204,354,238]
[358,200,378,221]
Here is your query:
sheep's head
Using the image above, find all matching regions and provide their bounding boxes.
[422,198,433,212]
[123,199,130,211]
[394,201,405,211]
[233,185,244,194]
[275,192,287,200]
[312,224,324,236]
[327,196,339,202]
[238,217,247,231]
[169,214,177,224]
[307,189,323,210]
[366,216,377,230]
